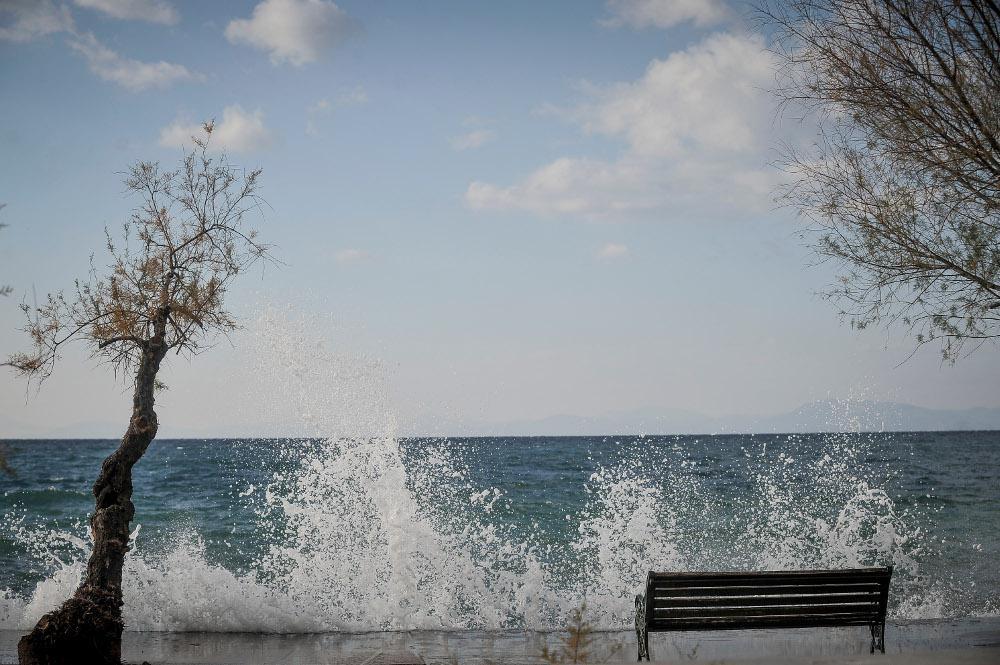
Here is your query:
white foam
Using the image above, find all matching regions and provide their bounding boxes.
[0,310,986,632]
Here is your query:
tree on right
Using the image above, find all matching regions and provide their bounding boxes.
[764,0,1000,361]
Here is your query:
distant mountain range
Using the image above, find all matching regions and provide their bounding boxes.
[465,400,1000,436]
[3,400,1000,439]
[0,416,221,440]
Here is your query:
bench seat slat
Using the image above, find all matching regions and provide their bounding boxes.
[652,604,880,618]
[649,583,880,597]
[651,575,885,587]
[652,592,879,607]
[648,614,880,631]
[649,568,888,580]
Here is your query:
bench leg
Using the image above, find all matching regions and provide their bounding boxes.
[635,594,649,661]
[870,622,886,654]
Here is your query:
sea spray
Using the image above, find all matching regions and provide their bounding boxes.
[0,309,993,631]
[239,308,561,630]
[572,459,685,628]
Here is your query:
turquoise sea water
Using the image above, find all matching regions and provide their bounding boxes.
[0,431,997,634]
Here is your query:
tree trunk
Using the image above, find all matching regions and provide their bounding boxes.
[18,337,166,665]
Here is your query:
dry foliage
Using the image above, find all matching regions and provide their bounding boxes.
[4,123,272,664]
[5,123,271,382]
[541,603,596,664]
[765,0,1000,361]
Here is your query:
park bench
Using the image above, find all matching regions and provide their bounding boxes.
[634,567,892,661]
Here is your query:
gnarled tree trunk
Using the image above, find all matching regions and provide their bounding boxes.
[18,335,166,665]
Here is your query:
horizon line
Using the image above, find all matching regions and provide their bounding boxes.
[3,428,998,442]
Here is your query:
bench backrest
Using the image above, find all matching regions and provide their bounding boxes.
[644,567,892,632]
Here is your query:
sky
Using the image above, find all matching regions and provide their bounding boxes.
[1,0,998,438]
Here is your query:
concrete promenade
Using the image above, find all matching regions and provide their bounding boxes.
[1,617,998,664]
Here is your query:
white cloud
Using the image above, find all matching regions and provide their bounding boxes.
[73,0,179,25]
[306,98,331,136]
[337,85,368,105]
[225,0,353,66]
[310,99,332,113]
[2,3,194,90]
[579,32,774,156]
[334,248,370,264]
[0,0,74,42]
[159,106,273,153]
[451,129,496,151]
[467,157,659,217]
[465,32,782,221]
[68,31,199,90]
[597,242,629,259]
[305,88,367,135]
[602,0,730,29]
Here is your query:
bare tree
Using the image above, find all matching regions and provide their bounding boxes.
[764,0,1000,360]
[5,123,271,665]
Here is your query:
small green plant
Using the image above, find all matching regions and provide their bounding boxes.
[541,603,595,664]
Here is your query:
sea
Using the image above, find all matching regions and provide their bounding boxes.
[1,431,998,658]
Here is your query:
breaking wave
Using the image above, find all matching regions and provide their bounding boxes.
[1,308,992,632]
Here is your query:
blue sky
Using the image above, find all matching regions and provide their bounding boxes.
[1,0,998,437]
